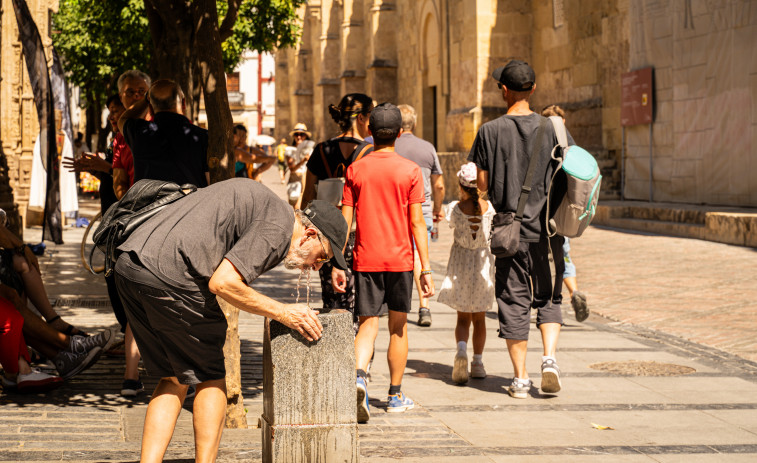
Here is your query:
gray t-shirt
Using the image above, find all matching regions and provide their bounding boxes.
[468,113,573,242]
[119,178,294,289]
[391,133,442,220]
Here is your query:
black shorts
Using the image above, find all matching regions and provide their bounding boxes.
[355,270,413,316]
[114,253,227,385]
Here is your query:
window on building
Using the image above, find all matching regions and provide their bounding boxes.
[227,72,240,92]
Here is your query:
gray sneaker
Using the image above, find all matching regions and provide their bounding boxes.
[418,308,432,327]
[541,358,562,393]
[69,328,116,355]
[507,379,531,399]
[571,291,589,322]
[54,346,103,380]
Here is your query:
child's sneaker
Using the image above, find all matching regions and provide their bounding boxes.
[470,361,486,379]
[507,378,531,399]
[356,376,370,423]
[452,351,469,384]
[386,392,414,413]
[541,358,562,393]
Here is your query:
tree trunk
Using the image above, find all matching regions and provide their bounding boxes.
[192,0,243,428]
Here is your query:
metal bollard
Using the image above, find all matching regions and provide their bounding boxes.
[261,308,359,463]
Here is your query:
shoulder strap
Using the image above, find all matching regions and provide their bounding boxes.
[549,116,569,149]
[515,116,547,221]
[354,143,373,163]
[319,143,333,179]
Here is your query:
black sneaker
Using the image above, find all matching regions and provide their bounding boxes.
[571,291,589,322]
[418,308,432,327]
[69,328,117,355]
[54,346,103,380]
[121,378,144,397]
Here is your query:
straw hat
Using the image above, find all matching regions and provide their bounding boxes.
[289,122,311,138]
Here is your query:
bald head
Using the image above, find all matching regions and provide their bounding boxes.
[148,79,185,113]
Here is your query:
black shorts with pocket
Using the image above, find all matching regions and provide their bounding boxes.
[114,252,227,385]
[354,270,413,316]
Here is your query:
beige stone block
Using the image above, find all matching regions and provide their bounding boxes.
[652,15,672,39]
[546,45,572,71]
[656,66,673,90]
[673,38,692,68]
[657,100,672,123]
[573,61,598,87]
[688,64,707,99]
[753,75,757,130]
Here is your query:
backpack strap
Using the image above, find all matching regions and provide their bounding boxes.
[514,116,547,222]
[549,116,569,150]
[319,144,333,179]
[354,143,373,163]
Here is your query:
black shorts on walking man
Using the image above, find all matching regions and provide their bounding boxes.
[114,179,348,462]
[468,60,573,399]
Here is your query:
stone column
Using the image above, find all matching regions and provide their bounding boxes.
[261,309,358,463]
[314,0,341,142]
[365,1,397,103]
[339,0,366,96]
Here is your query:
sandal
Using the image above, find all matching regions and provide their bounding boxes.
[46,315,89,337]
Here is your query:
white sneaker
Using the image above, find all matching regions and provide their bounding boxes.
[452,351,469,384]
[470,361,486,379]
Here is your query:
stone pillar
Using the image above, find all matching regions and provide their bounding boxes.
[261,309,358,463]
[366,1,397,103]
[314,0,342,142]
[340,0,366,97]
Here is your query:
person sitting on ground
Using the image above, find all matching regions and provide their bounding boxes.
[332,103,435,422]
[0,296,63,393]
[541,104,589,322]
[285,123,316,209]
[232,124,276,181]
[437,162,495,384]
[0,284,115,380]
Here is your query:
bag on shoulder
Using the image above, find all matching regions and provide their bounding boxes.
[316,141,372,207]
[91,179,197,276]
[547,116,602,238]
[489,117,548,258]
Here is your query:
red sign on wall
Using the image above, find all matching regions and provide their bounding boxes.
[621,67,654,126]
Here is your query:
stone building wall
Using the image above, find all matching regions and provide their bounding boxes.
[1,0,59,231]
[275,0,757,207]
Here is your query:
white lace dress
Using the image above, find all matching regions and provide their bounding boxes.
[437,201,496,313]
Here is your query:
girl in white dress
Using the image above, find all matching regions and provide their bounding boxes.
[437,162,496,384]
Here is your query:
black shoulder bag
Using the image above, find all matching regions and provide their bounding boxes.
[489,116,547,257]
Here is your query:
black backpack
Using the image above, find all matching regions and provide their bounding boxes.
[91,179,197,276]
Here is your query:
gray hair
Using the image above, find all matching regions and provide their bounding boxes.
[117,70,152,92]
[397,104,417,131]
[295,210,325,242]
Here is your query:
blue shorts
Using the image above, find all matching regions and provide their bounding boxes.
[562,237,576,279]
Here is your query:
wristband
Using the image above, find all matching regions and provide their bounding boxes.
[420,269,433,275]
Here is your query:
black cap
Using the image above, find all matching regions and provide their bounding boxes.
[368,102,402,132]
[302,200,349,270]
[492,60,535,91]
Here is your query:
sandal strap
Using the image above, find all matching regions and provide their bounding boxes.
[46,315,61,324]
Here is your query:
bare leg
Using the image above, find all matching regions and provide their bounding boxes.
[563,276,577,298]
[471,312,487,355]
[506,339,529,380]
[539,322,561,358]
[16,304,69,351]
[355,316,379,371]
[140,377,189,463]
[386,311,408,386]
[193,379,227,463]
[124,323,141,381]
[13,255,57,321]
[455,312,471,344]
[23,332,62,359]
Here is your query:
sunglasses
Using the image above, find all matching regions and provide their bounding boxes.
[314,235,330,264]
[497,83,503,89]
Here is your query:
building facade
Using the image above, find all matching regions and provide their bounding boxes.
[276,0,757,207]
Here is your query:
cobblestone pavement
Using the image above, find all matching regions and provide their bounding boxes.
[1,169,757,462]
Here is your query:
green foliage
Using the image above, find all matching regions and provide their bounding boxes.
[220,0,307,72]
[52,0,152,106]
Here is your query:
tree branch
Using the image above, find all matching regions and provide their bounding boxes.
[219,0,242,42]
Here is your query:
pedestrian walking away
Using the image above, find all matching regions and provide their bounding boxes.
[437,162,495,384]
[541,104,589,322]
[469,60,572,398]
[302,93,375,317]
[113,179,349,463]
[332,103,434,422]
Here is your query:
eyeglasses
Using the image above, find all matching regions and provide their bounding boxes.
[314,236,330,264]
[122,89,146,98]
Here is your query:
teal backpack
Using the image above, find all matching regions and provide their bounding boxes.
[547,116,602,238]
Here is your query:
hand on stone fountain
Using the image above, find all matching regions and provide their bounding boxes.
[331,268,347,293]
[280,303,323,342]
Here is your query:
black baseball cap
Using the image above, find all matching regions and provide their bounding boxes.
[492,60,535,91]
[368,102,402,132]
[302,200,349,270]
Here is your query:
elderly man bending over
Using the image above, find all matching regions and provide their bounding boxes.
[114,180,348,463]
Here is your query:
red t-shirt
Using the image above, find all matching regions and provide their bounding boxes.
[112,132,135,186]
[342,150,424,272]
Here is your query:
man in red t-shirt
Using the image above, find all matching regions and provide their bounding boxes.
[333,103,434,422]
